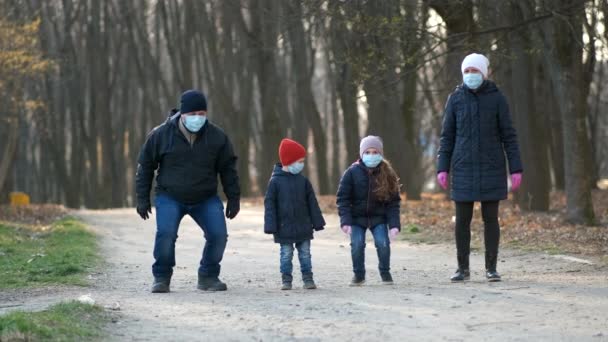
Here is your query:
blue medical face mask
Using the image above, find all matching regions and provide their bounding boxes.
[362,153,383,168]
[183,114,206,133]
[463,73,483,89]
[287,161,305,175]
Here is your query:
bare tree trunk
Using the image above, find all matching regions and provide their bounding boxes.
[522,0,595,224]
[328,2,360,165]
[249,0,285,194]
[429,0,476,96]
[284,0,330,194]
[508,4,550,211]
[0,117,19,196]
[399,1,427,200]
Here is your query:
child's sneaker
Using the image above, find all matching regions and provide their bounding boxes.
[349,275,365,286]
[380,272,394,285]
[302,272,317,289]
[281,273,293,290]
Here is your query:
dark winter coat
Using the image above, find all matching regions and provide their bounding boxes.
[264,164,326,244]
[437,81,523,202]
[336,160,401,230]
[135,112,240,205]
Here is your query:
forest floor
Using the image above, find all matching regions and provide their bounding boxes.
[1,195,607,341]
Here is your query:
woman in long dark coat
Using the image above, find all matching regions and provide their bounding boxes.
[437,53,523,282]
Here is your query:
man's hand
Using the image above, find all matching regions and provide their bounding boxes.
[137,202,152,220]
[225,198,240,219]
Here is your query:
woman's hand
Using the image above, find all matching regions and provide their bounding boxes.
[511,173,522,191]
[437,172,449,190]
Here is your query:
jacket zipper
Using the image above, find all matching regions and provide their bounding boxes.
[366,169,372,228]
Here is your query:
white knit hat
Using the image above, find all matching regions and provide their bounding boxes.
[461,53,489,78]
[359,136,384,157]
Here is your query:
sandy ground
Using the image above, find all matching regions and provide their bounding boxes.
[1,204,607,341]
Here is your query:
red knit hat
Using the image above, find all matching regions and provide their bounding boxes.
[279,138,306,166]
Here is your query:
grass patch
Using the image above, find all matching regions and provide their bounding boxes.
[0,301,110,341]
[398,227,440,245]
[505,239,565,255]
[0,217,99,289]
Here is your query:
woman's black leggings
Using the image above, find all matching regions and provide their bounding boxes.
[455,201,500,257]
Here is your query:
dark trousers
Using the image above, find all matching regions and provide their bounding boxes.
[455,201,500,257]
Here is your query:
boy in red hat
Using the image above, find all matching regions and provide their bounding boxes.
[264,138,326,290]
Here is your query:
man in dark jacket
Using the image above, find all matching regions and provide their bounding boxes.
[135,89,240,293]
[437,53,522,282]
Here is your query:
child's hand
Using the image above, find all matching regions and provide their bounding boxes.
[341,225,352,235]
[389,228,399,241]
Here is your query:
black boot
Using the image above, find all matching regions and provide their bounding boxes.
[302,272,317,289]
[485,253,501,282]
[151,277,171,293]
[281,273,293,290]
[380,272,394,285]
[349,274,366,286]
[197,275,228,291]
[450,255,470,282]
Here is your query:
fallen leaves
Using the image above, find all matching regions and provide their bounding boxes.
[245,190,608,257]
[0,204,67,225]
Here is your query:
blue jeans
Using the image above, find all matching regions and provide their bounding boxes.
[152,194,227,279]
[280,240,312,275]
[350,224,391,277]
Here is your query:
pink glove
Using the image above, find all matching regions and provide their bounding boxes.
[437,171,448,190]
[341,225,352,235]
[511,173,522,191]
[389,228,399,241]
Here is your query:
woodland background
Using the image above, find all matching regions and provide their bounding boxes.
[1,0,607,226]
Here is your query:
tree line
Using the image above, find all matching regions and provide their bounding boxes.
[0,0,606,225]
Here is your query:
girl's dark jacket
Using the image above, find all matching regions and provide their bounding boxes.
[437,81,523,202]
[264,164,326,244]
[336,160,401,230]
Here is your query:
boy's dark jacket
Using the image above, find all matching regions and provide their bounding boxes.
[264,164,326,244]
[336,160,401,230]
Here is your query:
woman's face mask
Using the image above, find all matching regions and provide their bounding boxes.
[463,68,484,89]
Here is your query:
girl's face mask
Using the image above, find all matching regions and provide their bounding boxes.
[362,152,383,168]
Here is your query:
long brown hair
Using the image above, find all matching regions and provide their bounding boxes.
[373,159,401,202]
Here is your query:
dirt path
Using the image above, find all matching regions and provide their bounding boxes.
[3,205,608,341]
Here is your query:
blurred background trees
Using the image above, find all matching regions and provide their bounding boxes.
[0,0,605,225]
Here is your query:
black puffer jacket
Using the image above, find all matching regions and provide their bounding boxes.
[437,81,522,202]
[136,112,240,205]
[336,160,401,230]
[264,164,326,244]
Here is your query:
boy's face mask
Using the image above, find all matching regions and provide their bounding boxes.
[287,161,305,175]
